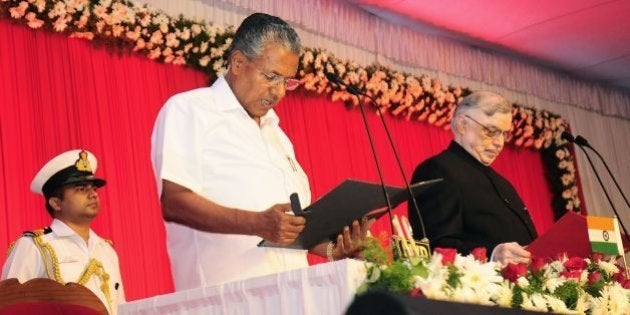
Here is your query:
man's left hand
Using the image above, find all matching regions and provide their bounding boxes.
[332,217,374,260]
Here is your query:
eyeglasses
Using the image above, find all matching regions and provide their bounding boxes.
[464,115,510,139]
[248,59,300,91]
[260,71,300,91]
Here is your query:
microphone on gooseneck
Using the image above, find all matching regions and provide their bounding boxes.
[560,131,575,143]
[325,72,397,245]
[562,131,630,245]
[326,72,431,255]
[324,72,362,95]
[562,131,616,212]
[575,135,629,209]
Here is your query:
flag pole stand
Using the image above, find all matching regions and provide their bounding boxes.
[614,216,630,278]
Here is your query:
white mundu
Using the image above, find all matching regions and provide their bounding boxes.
[152,76,311,291]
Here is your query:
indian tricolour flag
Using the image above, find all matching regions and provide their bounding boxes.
[587,216,624,255]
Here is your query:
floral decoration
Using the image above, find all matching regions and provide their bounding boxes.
[1,0,234,78]
[359,238,630,314]
[1,0,580,216]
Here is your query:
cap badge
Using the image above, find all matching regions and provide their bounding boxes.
[75,150,93,172]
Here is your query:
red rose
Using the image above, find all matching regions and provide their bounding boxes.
[613,271,627,283]
[471,247,487,263]
[531,257,546,273]
[588,271,602,284]
[434,247,457,265]
[561,269,582,279]
[612,268,630,288]
[563,257,587,271]
[501,263,528,283]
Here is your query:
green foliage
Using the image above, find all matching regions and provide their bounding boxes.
[360,236,390,266]
[511,285,524,309]
[524,270,545,294]
[409,257,428,278]
[584,279,605,298]
[359,236,430,294]
[369,261,414,293]
[446,265,461,288]
[553,281,579,310]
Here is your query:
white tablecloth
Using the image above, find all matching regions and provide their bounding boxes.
[118,259,367,315]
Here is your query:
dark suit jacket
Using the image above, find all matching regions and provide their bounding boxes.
[408,141,538,255]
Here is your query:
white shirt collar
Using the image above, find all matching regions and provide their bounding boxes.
[211,75,279,127]
[50,218,99,244]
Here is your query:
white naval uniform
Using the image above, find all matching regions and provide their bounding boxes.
[2,219,125,315]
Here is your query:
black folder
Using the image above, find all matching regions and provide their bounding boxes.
[259,178,442,249]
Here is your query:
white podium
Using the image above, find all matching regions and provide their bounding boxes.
[118,259,367,315]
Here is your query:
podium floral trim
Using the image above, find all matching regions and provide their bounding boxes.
[358,240,630,314]
[1,0,579,216]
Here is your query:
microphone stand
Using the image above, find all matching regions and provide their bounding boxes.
[575,136,630,209]
[326,73,430,257]
[574,136,630,247]
[325,73,398,257]
[564,132,630,248]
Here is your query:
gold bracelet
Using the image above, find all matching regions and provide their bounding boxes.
[326,241,335,262]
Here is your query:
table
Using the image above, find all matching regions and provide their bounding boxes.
[118,259,367,315]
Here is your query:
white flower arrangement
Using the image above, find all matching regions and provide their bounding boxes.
[359,242,630,314]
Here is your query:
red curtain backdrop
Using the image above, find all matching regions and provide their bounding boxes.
[0,20,554,300]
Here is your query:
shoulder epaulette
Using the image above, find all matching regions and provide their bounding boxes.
[6,227,51,258]
[21,226,52,237]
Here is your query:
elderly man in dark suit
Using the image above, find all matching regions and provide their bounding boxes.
[409,91,538,264]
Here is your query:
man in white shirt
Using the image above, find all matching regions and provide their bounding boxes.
[152,12,369,291]
[2,149,125,315]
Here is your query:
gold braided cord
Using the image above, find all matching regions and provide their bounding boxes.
[77,258,113,313]
[30,235,113,313]
[32,234,63,282]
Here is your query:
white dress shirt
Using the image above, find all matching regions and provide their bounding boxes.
[1,219,125,315]
[151,76,312,291]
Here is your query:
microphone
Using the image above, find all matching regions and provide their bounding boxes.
[325,72,396,250]
[324,72,344,86]
[575,135,629,208]
[324,72,362,95]
[326,72,431,256]
[564,132,630,246]
[561,131,575,143]
[574,135,589,147]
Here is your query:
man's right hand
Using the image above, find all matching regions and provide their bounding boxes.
[256,204,305,244]
[161,180,304,240]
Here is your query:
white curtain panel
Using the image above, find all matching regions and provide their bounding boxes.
[135,0,630,226]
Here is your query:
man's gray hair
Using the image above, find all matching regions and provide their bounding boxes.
[451,91,512,129]
[227,13,301,63]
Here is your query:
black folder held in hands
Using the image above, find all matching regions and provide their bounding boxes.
[258,178,442,249]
